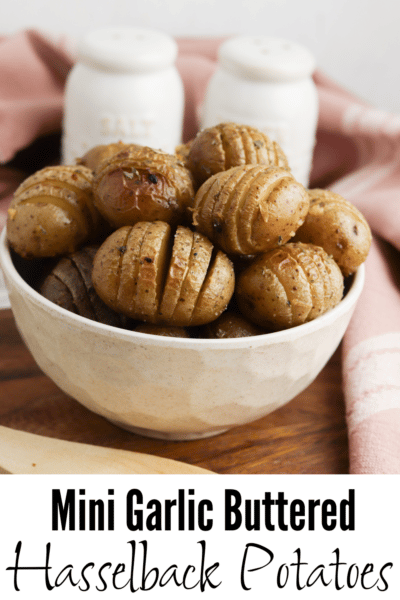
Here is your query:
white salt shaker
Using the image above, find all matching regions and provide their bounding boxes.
[62,28,184,164]
[201,36,319,186]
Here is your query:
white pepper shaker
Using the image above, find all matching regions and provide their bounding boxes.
[201,36,319,186]
[62,27,184,164]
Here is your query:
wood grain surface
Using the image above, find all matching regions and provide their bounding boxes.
[0,309,349,474]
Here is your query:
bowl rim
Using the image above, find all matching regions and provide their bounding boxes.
[0,226,365,350]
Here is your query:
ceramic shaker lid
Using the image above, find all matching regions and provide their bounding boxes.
[78,27,178,73]
[218,36,316,82]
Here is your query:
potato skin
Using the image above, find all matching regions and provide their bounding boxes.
[294,189,372,276]
[92,144,195,228]
[76,141,128,171]
[187,122,289,187]
[135,324,190,338]
[236,242,344,330]
[92,222,235,327]
[39,245,124,327]
[192,165,309,255]
[204,311,265,338]
[7,165,103,259]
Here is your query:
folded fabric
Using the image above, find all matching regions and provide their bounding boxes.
[0,30,399,473]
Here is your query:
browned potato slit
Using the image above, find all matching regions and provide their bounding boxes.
[117,222,150,316]
[52,258,96,321]
[159,226,193,320]
[171,231,213,325]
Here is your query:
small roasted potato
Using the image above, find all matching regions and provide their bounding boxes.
[236,242,344,330]
[192,165,309,255]
[76,141,128,171]
[204,311,265,338]
[39,246,124,327]
[92,144,195,229]
[294,189,372,276]
[187,122,289,187]
[135,324,190,338]
[7,165,104,259]
[175,140,193,168]
[92,221,235,326]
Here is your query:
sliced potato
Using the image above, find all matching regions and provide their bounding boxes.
[92,226,132,309]
[158,226,194,321]
[7,165,103,259]
[117,222,150,316]
[236,242,344,330]
[170,231,214,325]
[135,221,172,322]
[192,165,309,255]
[191,251,235,326]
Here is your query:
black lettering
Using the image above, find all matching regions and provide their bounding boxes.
[198,499,213,531]
[360,563,379,589]
[79,563,94,592]
[52,489,75,531]
[225,489,242,530]
[126,489,143,531]
[89,499,104,531]
[262,493,275,531]
[146,500,162,531]
[245,499,260,531]
[240,543,274,591]
[340,489,355,530]
[290,548,308,590]
[277,564,289,588]
[321,499,337,531]
[276,492,288,531]
[290,500,306,531]
[306,564,332,587]
[377,563,393,592]
[6,541,54,591]
[96,562,111,591]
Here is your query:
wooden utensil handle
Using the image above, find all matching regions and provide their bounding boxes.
[0,426,213,475]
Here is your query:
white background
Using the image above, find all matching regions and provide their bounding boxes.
[2,0,400,114]
[0,475,399,597]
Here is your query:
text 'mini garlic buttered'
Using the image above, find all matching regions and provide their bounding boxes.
[92,221,235,327]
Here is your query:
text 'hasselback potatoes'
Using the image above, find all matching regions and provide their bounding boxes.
[192,165,309,255]
[7,165,104,258]
[92,221,235,327]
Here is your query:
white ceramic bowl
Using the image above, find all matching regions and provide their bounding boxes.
[0,227,364,440]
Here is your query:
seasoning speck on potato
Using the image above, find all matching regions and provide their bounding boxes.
[187,122,289,187]
[192,165,309,255]
[236,242,344,330]
[7,165,103,259]
[92,221,235,326]
[92,144,195,228]
[294,188,372,276]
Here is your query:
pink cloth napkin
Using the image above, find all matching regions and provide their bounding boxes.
[1,31,399,473]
